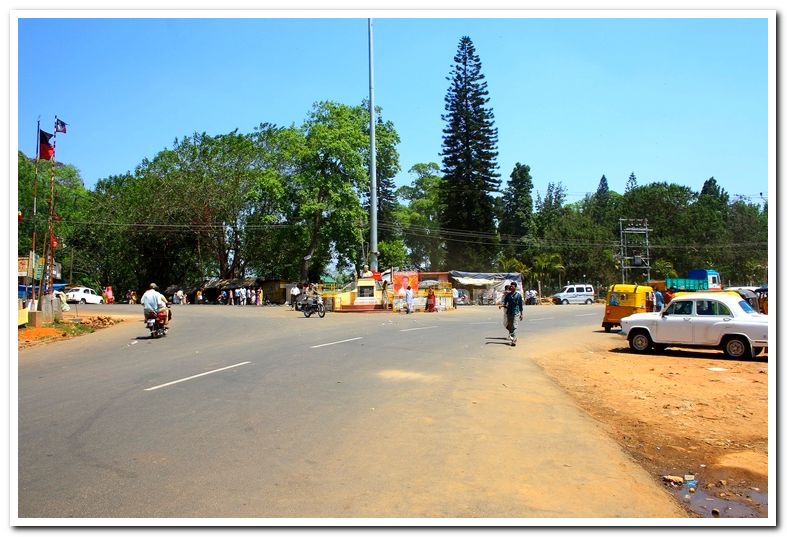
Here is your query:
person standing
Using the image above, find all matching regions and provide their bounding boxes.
[425,288,436,312]
[290,284,301,310]
[663,287,675,306]
[381,280,390,310]
[405,286,414,314]
[499,282,524,346]
[452,287,459,308]
[654,288,665,311]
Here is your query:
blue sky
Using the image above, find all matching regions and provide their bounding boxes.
[16,15,770,204]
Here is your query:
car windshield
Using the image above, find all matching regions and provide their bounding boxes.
[738,300,756,314]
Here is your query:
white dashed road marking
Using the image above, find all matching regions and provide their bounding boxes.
[400,326,438,332]
[311,337,363,349]
[144,361,252,391]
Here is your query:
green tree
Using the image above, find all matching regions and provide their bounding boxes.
[359,100,402,251]
[621,182,696,275]
[498,162,535,260]
[396,163,445,269]
[651,259,678,279]
[439,36,500,270]
[295,101,369,281]
[533,181,567,238]
[625,172,638,193]
[532,253,565,292]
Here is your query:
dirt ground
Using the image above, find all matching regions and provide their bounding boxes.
[527,324,769,518]
[17,309,769,518]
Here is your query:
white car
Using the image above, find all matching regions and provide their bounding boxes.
[65,286,104,304]
[620,292,768,359]
[552,284,595,305]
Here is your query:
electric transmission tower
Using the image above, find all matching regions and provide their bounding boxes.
[619,218,652,283]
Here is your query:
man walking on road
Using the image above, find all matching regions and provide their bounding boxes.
[499,282,524,346]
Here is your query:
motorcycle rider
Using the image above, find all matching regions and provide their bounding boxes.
[305,283,322,307]
[141,283,169,328]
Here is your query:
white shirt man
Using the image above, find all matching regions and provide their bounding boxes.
[141,283,167,321]
[290,285,301,309]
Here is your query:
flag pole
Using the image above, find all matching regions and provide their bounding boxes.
[30,118,41,305]
[46,116,60,293]
[36,117,58,305]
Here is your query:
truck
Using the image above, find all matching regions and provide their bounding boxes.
[651,269,722,293]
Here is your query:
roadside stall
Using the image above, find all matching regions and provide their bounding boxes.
[448,271,523,306]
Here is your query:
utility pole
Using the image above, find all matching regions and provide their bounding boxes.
[368,18,378,272]
[619,218,652,283]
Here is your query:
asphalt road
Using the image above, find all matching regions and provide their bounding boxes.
[17,303,685,520]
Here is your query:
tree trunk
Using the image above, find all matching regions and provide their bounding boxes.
[301,211,322,281]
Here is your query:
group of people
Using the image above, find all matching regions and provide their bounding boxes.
[219,287,263,306]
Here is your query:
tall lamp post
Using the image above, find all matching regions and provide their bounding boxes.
[368,18,378,272]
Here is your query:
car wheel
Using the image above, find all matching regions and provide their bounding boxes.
[561,299,569,305]
[99,299,104,304]
[603,324,612,333]
[629,330,653,353]
[80,298,86,304]
[585,298,593,305]
[723,336,752,359]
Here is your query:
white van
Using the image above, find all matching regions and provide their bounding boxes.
[552,284,595,305]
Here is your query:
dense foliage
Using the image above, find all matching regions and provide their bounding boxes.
[439,36,500,271]
[17,39,768,295]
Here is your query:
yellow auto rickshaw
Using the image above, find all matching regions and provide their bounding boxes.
[602,283,654,332]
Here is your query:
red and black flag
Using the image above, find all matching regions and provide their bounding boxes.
[39,130,54,160]
[54,118,68,133]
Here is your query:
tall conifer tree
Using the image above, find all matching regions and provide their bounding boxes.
[499,162,534,259]
[439,36,500,270]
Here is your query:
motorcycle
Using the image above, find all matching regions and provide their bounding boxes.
[302,295,326,318]
[145,306,170,338]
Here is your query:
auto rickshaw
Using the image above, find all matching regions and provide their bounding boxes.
[602,283,654,332]
[755,286,768,314]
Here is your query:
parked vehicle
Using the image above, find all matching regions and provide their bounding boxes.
[302,295,326,318]
[145,307,169,338]
[553,284,595,305]
[620,292,768,359]
[602,284,654,332]
[65,286,104,304]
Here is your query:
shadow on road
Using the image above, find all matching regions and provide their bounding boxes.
[484,336,512,346]
[609,346,768,363]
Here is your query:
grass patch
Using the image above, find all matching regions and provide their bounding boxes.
[51,320,96,337]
